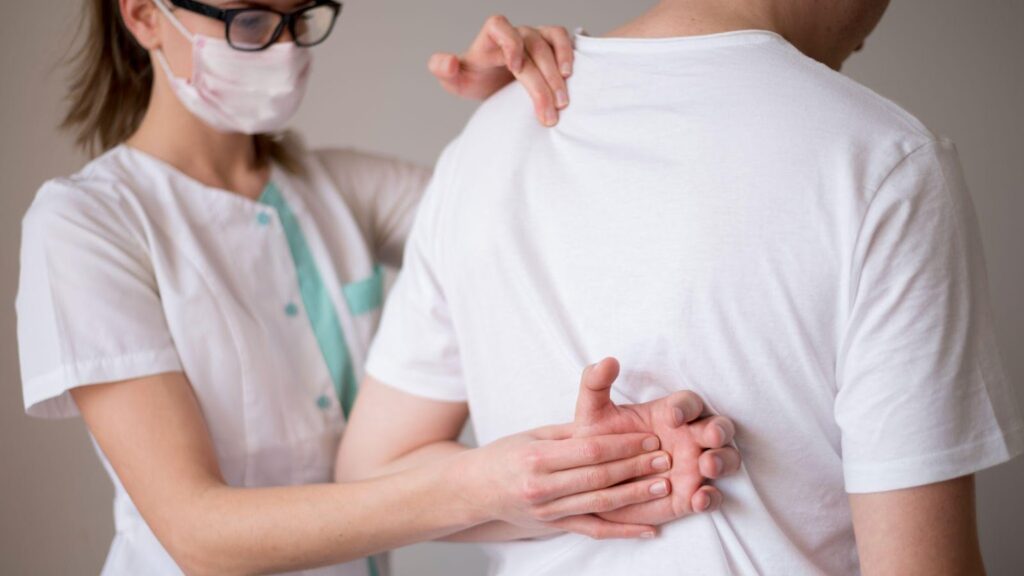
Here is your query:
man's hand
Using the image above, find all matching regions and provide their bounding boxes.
[573,358,742,525]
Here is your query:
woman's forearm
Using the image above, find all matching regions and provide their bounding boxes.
[70,374,494,576]
[178,456,484,576]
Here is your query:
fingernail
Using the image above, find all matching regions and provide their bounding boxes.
[699,493,711,511]
[649,480,668,496]
[712,456,724,475]
[714,424,729,443]
[544,109,558,126]
[652,456,670,471]
[641,531,656,539]
[642,437,659,451]
[561,63,572,77]
[674,407,686,426]
[556,89,569,109]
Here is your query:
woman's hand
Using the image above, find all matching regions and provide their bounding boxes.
[454,422,675,539]
[429,15,574,127]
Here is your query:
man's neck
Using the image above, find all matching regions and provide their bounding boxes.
[607,0,780,40]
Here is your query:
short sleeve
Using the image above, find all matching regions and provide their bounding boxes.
[315,149,432,269]
[835,139,1024,493]
[363,140,466,401]
[16,182,182,419]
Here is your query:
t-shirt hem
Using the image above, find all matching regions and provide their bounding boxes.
[843,424,1024,493]
[23,348,183,419]
[364,359,468,403]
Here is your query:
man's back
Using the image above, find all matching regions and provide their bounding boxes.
[367,30,1021,574]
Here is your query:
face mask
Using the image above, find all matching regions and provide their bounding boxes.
[151,0,312,134]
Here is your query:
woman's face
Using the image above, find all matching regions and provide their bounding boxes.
[151,0,309,79]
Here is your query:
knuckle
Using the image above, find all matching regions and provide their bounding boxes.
[487,14,509,27]
[520,478,546,504]
[532,505,558,522]
[580,439,603,462]
[585,467,610,488]
[520,448,544,473]
[637,456,653,476]
[589,492,614,512]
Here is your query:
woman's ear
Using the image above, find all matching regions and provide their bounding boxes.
[120,0,162,50]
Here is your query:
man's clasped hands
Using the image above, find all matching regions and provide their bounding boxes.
[467,357,742,539]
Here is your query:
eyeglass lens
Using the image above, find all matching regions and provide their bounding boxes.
[227,4,337,50]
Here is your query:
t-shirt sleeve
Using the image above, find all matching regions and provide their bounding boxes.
[316,148,432,269]
[835,139,1024,493]
[363,140,466,401]
[16,182,182,419]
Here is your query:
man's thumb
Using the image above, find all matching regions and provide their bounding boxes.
[574,357,619,427]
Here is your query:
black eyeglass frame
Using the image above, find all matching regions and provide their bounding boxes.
[168,0,343,52]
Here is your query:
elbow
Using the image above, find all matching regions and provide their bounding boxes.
[167,533,254,576]
[164,527,240,576]
[158,495,248,576]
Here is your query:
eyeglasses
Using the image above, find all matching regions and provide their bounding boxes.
[168,0,343,52]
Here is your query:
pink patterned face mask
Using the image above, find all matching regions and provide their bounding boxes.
[151,0,312,135]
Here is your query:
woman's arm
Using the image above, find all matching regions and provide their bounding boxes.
[74,371,666,575]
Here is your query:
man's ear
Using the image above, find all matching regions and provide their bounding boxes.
[120,0,162,50]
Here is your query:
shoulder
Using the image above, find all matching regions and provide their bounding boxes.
[304,146,432,191]
[23,148,149,253]
[759,42,938,148]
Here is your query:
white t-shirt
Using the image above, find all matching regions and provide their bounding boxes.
[17,142,429,576]
[366,30,1024,575]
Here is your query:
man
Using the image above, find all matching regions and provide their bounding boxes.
[337,0,1024,573]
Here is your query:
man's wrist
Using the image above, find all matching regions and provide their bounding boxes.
[441,448,494,527]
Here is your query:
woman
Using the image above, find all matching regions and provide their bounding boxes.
[16,1,725,574]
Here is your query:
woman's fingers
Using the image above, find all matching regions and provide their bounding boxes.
[427,52,460,95]
[543,450,672,500]
[520,27,569,109]
[550,515,657,540]
[482,14,525,73]
[428,53,459,80]
[532,476,672,522]
[698,447,741,479]
[512,56,560,126]
[535,432,660,471]
[537,25,575,77]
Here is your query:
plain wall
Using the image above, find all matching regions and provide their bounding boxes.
[1,0,1021,574]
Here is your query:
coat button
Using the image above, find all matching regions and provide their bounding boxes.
[257,212,272,226]
[285,302,300,317]
[316,395,331,410]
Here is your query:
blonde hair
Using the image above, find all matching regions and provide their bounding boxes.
[61,0,298,171]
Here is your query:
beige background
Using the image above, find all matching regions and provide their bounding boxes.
[2,0,1022,574]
